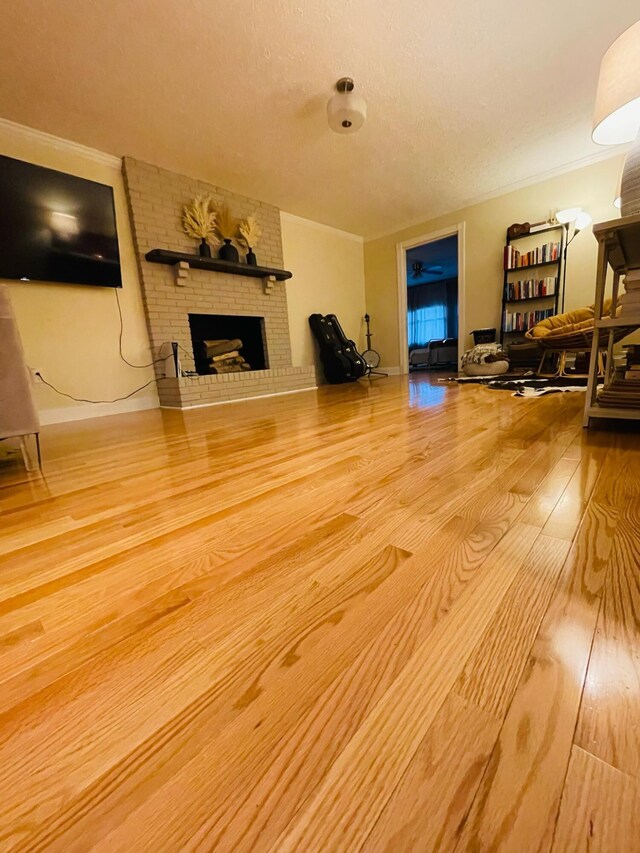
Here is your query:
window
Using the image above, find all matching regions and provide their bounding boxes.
[407,283,448,346]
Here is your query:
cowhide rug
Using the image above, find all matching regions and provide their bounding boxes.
[440,375,601,398]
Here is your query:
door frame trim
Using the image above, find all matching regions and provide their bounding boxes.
[395,222,466,374]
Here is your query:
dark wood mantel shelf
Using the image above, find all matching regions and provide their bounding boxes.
[145,249,293,281]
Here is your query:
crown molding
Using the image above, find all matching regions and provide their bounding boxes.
[0,117,122,170]
[364,144,629,243]
[280,211,363,243]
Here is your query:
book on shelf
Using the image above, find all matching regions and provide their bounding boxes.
[503,308,554,333]
[505,276,557,301]
[624,270,640,289]
[620,290,640,306]
[598,373,640,408]
[503,241,561,270]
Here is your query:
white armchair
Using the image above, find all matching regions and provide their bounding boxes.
[0,285,41,472]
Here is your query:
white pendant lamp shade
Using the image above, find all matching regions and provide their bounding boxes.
[327,78,367,134]
[592,20,640,216]
[593,21,640,145]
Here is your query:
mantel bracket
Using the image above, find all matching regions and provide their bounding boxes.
[174,261,189,286]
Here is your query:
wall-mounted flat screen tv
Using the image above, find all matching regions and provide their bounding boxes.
[0,154,122,287]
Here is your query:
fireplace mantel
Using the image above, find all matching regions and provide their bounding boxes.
[145,249,292,280]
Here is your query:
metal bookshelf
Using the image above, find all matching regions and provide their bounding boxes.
[500,224,565,343]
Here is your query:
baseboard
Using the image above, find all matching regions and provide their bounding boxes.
[160,385,318,411]
[39,395,159,425]
[379,366,402,375]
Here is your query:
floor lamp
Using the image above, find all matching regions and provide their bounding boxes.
[556,208,592,313]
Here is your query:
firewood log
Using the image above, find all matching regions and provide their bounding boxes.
[210,363,245,374]
[203,338,242,358]
[209,356,245,368]
[210,350,240,363]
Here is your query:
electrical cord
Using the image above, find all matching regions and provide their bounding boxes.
[34,372,158,404]
[27,289,198,403]
[26,288,177,404]
[114,287,169,369]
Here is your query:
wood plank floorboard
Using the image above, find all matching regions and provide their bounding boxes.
[0,374,638,851]
[551,746,640,853]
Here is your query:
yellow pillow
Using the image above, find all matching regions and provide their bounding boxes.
[531,307,593,338]
[530,299,622,339]
[543,317,595,337]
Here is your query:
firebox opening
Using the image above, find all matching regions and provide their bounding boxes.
[188,313,268,375]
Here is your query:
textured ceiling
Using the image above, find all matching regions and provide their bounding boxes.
[0,1,637,237]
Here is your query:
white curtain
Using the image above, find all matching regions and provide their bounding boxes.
[407,283,448,347]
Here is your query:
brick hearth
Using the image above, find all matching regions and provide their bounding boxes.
[123,158,316,408]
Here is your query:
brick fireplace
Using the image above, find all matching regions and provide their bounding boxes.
[188,314,267,374]
[123,158,316,408]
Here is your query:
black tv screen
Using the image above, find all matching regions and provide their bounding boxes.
[0,155,122,287]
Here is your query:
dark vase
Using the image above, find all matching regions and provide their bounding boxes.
[246,248,257,266]
[198,238,211,258]
[219,239,239,262]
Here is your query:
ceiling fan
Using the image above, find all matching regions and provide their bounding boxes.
[410,261,444,278]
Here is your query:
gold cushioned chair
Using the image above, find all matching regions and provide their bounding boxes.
[525,299,635,378]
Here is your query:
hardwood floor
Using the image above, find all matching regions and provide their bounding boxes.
[0,374,638,852]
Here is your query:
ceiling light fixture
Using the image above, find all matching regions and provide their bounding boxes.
[327,78,367,134]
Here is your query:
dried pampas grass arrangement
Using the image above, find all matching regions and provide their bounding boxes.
[182,195,217,242]
[238,214,262,249]
[214,205,239,241]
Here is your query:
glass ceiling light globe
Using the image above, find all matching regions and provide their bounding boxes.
[556,207,582,224]
[327,78,367,134]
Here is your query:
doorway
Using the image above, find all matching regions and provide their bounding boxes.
[396,224,465,374]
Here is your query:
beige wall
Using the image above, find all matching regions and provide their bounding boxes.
[281,213,366,376]
[364,155,626,368]
[0,121,158,423]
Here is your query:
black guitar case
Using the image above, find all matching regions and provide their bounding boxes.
[308,314,366,384]
[326,314,367,379]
